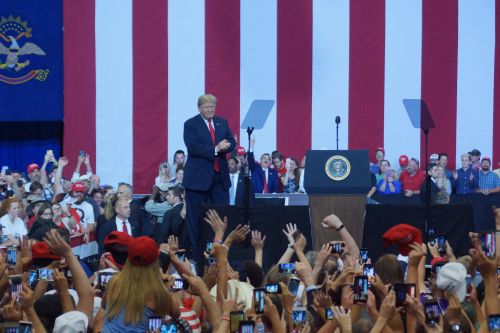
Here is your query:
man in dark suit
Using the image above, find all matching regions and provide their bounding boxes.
[97,198,139,255]
[183,94,236,254]
[248,137,279,193]
[153,186,189,249]
[228,157,254,206]
[420,163,441,205]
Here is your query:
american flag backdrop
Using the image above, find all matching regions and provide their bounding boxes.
[62,0,500,194]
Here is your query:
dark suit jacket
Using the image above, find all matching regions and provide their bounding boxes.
[248,152,279,193]
[231,172,255,206]
[183,114,236,191]
[419,178,441,204]
[97,215,139,255]
[153,203,190,249]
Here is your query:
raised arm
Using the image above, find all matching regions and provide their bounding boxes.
[321,214,360,260]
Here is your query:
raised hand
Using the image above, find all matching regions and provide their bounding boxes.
[251,230,266,250]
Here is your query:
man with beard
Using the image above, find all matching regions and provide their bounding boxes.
[475,157,500,195]
[399,158,425,197]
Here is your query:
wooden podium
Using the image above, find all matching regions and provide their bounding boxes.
[304,150,371,250]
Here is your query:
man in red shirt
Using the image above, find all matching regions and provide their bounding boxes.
[399,158,425,197]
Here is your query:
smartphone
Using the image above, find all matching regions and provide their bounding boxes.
[363,264,374,278]
[465,274,472,297]
[148,316,162,333]
[292,307,307,332]
[160,323,176,333]
[288,277,301,297]
[175,251,186,262]
[98,271,115,291]
[394,283,409,307]
[79,150,86,157]
[424,300,440,326]
[230,311,244,333]
[4,327,18,333]
[488,314,500,333]
[266,283,281,294]
[239,320,255,333]
[172,278,189,291]
[205,241,213,253]
[325,307,334,320]
[28,270,38,289]
[437,235,447,254]
[207,257,217,265]
[9,274,22,301]
[19,321,33,333]
[425,265,432,281]
[38,268,54,281]
[353,275,369,303]
[385,168,392,177]
[7,246,17,266]
[479,231,496,258]
[359,248,369,264]
[253,288,266,314]
[278,263,296,274]
[330,242,344,255]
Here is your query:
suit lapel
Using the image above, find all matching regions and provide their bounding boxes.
[197,114,216,144]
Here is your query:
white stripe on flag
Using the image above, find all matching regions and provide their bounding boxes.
[456,0,496,163]
[383,0,422,167]
[240,0,277,158]
[312,0,350,150]
[95,0,133,187]
[168,0,206,159]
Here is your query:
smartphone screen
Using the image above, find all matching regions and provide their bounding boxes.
[38,268,54,281]
[363,264,374,278]
[488,315,500,333]
[288,277,300,297]
[98,272,115,291]
[330,242,344,254]
[353,275,368,303]
[148,316,162,333]
[239,321,255,333]
[172,278,188,291]
[207,257,217,265]
[9,274,22,301]
[266,283,280,294]
[325,307,334,320]
[175,251,186,262]
[28,270,38,289]
[4,327,18,333]
[253,288,266,314]
[437,235,446,253]
[465,274,472,296]
[394,283,407,307]
[424,301,440,326]
[206,241,213,253]
[278,263,296,274]
[160,323,177,333]
[479,231,496,258]
[424,265,432,281]
[7,246,16,266]
[19,321,33,333]
[360,248,369,264]
[230,311,244,333]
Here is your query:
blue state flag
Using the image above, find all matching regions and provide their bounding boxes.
[0,0,62,121]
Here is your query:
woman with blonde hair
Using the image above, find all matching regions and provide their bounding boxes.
[0,197,27,245]
[102,236,179,332]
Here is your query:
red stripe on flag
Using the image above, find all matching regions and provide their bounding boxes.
[348,0,385,161]
[132,0,169,194]
[277,0,313,159]
[205,0,241,140]
[493,3,500,165]
[63,0,96,176]
[421,1,458,169]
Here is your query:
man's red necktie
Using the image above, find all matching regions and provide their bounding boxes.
[208,119,220,172]
[122,221,128,234]
[263,171,268,193]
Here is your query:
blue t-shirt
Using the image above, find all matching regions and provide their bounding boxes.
[103,306,155,333]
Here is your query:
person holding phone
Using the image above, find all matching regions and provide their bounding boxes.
[0,197,27,245]
[282,157,301,194]
[377,166,401,195]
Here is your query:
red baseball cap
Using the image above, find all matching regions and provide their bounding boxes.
[382,224,422,256]
[481,156,491,163]
[27,163,40,174]
[399,155,409,166]
[375,147,385,153]
[71,182,85,193]
[32,242,62,260]
[127,236,158,266]
[104,231,133,251]
[430,256,448,267]
[236,146,246,156]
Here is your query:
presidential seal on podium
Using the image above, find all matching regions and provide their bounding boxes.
[325,155,351,181]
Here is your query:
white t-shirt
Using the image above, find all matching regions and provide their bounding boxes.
[71,200,95,228]
[0,214,27,240]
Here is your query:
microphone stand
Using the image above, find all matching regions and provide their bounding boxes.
[336,122,339,150]
[244,126,254,226]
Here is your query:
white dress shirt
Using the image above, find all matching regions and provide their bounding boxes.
[115,216,132,236]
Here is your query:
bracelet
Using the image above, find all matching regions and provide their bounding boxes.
[287,243,294,249]
[221,315,230,322]
[335,225,345,232]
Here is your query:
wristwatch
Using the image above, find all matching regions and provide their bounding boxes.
[449,324,462,332]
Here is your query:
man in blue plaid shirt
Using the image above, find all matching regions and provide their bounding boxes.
[475,157,500,195]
